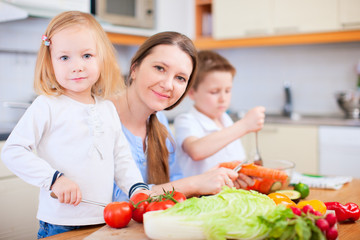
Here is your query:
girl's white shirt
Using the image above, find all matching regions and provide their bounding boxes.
[174,106,246,177]
[1,95,144,225]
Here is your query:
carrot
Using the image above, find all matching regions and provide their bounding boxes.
[247,178,283,194]
[219,160,241,169]
[240,163,288,181]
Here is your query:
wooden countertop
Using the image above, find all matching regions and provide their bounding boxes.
[44,179,360,240]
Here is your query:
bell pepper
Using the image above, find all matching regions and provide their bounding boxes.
[325,202,360,222]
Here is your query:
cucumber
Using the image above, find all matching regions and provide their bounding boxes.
[275,190,301,203]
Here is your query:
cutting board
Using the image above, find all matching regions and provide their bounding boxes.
[84,220,149,240]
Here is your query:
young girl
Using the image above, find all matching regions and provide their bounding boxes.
[1,11,148,238]
[112,32,255,202]
[174,50,265,177]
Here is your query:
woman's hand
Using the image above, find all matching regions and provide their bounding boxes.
[233,173,255,189]
[51,175,82,206]
[191,167,239,196]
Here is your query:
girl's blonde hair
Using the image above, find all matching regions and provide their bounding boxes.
[34,11,123,98]
[127,31,198,184]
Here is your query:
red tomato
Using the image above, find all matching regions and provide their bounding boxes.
[103,202,132,228]
[146,200,175,212]
[130,192,150,223]
[171,191,186,203]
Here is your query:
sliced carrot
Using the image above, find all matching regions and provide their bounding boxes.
[240,163,288,181]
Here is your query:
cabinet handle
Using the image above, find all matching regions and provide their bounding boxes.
[342,22,360,28]
[273,26,299,35]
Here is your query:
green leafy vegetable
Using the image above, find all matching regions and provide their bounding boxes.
[143,187,326,240]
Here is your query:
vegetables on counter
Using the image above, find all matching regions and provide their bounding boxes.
[275,190,301,203]
[104,189,187,228]
[143,187,333,240]
[325,201,360,222]
[294,182,310,199]
[103,202,132,228]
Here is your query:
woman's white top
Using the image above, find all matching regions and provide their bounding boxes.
[1,95,144,226]
[174,106,246,177]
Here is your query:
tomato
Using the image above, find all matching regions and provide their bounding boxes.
[130,192,150,223]
[163,191,187,203]
[146,200,175,212]
[103,202,132,228]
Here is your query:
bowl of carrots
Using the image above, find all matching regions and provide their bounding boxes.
[250,159,295,194]
[219,159,295,194]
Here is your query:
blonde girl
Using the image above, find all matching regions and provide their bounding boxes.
[1,11,148,238]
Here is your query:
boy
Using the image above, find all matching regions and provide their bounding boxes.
[174,50,265,178]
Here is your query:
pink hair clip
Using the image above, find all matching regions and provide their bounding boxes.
[42,35,50,46]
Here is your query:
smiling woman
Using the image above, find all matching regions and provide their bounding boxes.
[112,32,255,204]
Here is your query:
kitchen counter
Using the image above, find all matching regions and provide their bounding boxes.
[44,179,360,240]
[265,114,360,127]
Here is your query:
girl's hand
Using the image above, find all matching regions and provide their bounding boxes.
[238,106,265,133]
[193,167,238,196]
[51,176,82,206]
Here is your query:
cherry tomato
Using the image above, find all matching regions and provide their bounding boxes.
[146,200,175,212]
[130,192,150,223]
[103,202,132,228]
[171,191,186,203]
[162,191,187,203]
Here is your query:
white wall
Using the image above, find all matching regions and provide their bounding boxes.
[1,17,360,124]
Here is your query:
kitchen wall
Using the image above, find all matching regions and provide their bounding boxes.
[1,17,360,124]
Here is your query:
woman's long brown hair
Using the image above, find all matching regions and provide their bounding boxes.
[126,32,198,184]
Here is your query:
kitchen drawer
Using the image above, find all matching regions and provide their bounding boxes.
[242,124,318,174]
[319,126,360,178]
[0,177,39,240]
[0,141,15,178]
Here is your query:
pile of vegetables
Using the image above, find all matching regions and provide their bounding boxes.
[144,187,338,240]
[103,189,186,228]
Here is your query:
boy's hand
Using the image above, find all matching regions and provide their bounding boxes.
[51,175,82,206]
[240,106,265,133]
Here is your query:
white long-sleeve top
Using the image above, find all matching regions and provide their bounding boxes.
[1,95,145,226]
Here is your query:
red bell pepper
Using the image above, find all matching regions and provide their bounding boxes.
[325,202,360,222]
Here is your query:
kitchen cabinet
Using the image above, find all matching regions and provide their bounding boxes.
[319,126,360,178]
[191,0,360,49]
[241,124,319,174]
[273,0,338,34]
[0,141,39,240]
[212,0,338,39]
[339,0,360,29]
[212,0,273,39]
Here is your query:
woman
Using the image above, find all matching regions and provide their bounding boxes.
[112,31,254,201]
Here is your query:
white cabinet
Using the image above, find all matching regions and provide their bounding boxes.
[0,141,39,240]
[339,0,360,29]
[319,126,360,178]
[242,124,319,174]
[213,0,273,39]
[213,0,341,39]
[273,0,338,34]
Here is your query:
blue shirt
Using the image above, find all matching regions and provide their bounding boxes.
[113,111,183,201]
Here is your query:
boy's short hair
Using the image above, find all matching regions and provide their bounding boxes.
[192,50,236,90]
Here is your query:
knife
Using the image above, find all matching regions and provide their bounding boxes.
[233,159,250,173]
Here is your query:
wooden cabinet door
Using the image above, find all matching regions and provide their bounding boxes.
[242,124,319,174]
[213,0,273,39]
[339,0,360,29]
[273,0,339,34]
